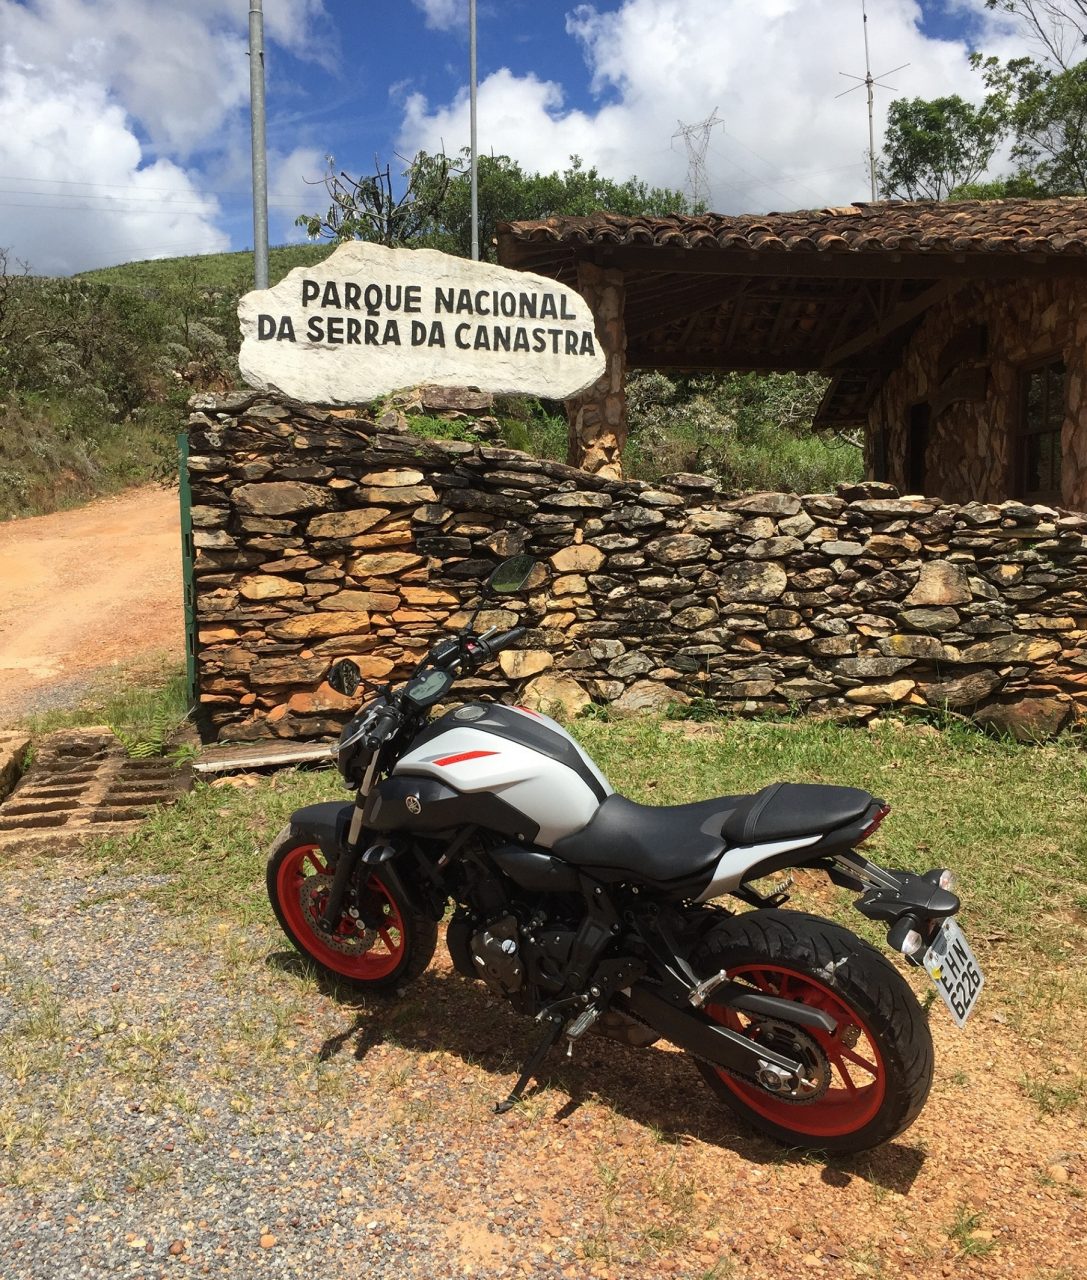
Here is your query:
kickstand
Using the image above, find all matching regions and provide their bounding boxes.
[495,1017,564,1115]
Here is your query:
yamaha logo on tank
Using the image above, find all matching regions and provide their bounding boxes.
[405,795,422,815]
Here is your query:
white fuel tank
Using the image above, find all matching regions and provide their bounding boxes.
[393,703,612,848]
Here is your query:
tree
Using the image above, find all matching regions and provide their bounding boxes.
[299,149,693,260]
[878,95,1007,200]
[976,53,1087,193]
[985,1,1087,71]
[295,153,454,247]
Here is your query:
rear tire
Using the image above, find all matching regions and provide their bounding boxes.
[267,826,437,992]
[690,909,933,1153]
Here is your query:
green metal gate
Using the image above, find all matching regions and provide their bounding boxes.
[177,431,198,709]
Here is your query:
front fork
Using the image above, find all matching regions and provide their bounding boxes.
[317,798,392,931]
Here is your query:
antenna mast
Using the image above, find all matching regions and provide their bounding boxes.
[672,107,721,210]
[837,0,908,201]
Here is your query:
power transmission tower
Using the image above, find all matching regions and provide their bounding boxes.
[672,108,721,210]
[836,0,908,201]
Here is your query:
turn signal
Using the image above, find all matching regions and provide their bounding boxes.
[938,868,958,894]
[900,929,925,958]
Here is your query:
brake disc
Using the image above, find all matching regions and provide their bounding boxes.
[300,876,377,956]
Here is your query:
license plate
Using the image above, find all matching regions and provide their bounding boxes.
[922,918,984,1027]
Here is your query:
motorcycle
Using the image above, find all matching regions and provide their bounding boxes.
[267,555,984,1153]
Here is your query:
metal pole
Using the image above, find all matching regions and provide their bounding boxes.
[863,0,877,201]
[469,0,479,260]
[249,0,269,289]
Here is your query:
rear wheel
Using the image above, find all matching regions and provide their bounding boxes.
[267,826,437,992]
[690,909,933,1153]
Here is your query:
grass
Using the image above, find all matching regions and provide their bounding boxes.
[18,660,190,739]
[947,1204,998,1258]
[1020,1071,1087,1119]
[85,711,1087,962]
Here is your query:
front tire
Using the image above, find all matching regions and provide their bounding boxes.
[267,827,437,992]
[690,909,933,1153]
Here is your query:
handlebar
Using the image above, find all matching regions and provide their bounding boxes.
[368,704,402,744]
[472,626,527,661]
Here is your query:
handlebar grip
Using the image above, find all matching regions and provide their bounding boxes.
[484,626,527,655]
[369,705,401,743]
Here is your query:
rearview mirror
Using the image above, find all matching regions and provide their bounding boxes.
[488,554,536,595]
[327,658,362,697]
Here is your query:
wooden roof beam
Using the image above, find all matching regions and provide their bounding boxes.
[594,245,1087,281]
[822,278,963,368]
[625,278,748,339]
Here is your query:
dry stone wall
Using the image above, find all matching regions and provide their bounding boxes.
[187,393,1087,744]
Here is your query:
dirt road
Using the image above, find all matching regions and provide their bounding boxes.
[0,486,183,724]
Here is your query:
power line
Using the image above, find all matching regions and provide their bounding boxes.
[0,175,314,199]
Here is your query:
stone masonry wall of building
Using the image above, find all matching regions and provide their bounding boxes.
[188,393,1087,744]
[867,277,1087,510]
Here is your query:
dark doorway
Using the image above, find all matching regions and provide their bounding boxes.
[906,403,930,495]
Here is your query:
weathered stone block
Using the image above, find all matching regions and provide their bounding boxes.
[879,634,960,661]
[897,606,960,632]
[233,482,335,516]
[268,612,371,641]
[958,634,1062,663]
[499,649,554,679]
[349,551,425,577]
[308,508,392,538]
[646,534,712,565]
[844,679,916,705]
[238,576,306,601]
[905,561,972,606]
[550,545,605,573]
[717,561,788,603]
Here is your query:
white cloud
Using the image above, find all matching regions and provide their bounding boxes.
[398,0,1040,214]
[0,51,227,274]
[268,145,329,244]
[0,0,331,273]
[412,0,467,33]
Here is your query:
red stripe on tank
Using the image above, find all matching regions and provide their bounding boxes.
[432,750,500,767]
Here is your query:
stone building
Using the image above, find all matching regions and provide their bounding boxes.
[496,199,1087,511]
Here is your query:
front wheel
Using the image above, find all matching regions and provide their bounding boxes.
[266,827,437,992]
[690,909,933,1153]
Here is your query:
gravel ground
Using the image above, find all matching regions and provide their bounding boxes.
[0,854,1083,1280]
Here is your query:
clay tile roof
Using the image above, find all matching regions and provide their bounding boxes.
[498,198,1087,259]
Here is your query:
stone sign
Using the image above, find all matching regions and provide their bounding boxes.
[238,240,605,403]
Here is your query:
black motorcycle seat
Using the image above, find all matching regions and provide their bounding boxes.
[722,782,874,846]
[549,783,877,883]
[550,794,736,881]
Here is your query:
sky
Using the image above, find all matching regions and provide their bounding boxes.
[0,0,1041,276]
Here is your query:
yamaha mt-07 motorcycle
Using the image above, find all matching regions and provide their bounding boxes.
[267,556,984,1153]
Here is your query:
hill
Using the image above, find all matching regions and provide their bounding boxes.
[0,243,338,520]
[82,243,334,293]
[0,240,859,522]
